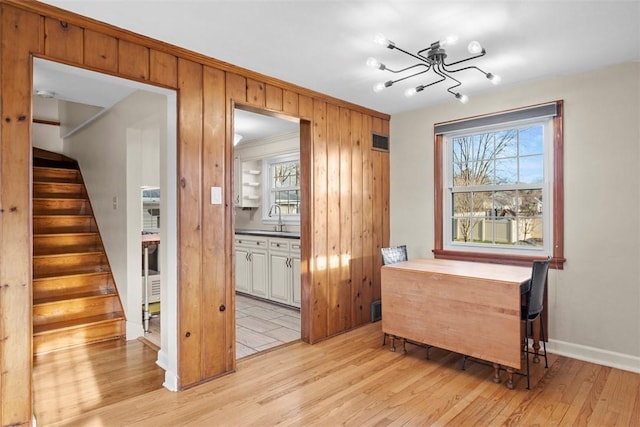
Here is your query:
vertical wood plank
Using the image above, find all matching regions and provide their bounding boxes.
[283,89,299,116]
[325,104,342,336]
[338,107,352,330]
[265,84,283,111]
[371,151,383,301]
[360,114,373,324]
[177,58,204,388]
[83,29,117,73]
[350,111,364,325]
[381,120,390,253]
[44,16,83,64]
[0,6,42,425]
[202,65,229,378]
[118,40,149,80]
[299,119,313,343]
[150,49,178,88]
[311,100,328,341]
[246,78,265,108]
[226,72,247,103]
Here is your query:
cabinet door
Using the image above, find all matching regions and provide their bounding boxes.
[291,254,301,308]
[250,249,268,297]
[269,251,290,304]
[234,247,250,293]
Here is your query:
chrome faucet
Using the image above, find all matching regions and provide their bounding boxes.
[268,204,284,232]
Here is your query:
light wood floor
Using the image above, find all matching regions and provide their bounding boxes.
[34,322,640,426]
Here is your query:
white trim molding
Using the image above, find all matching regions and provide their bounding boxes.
[547,339,640,374]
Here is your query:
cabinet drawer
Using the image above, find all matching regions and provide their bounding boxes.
[290,242,301,253]
[235,237,267,247]
[270,240,289,251]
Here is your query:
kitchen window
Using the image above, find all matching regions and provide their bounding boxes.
[264,154,300,221]
[434,101,565,268]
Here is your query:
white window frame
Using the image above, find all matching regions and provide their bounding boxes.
[262,153,301,224]
[442,117,554,256]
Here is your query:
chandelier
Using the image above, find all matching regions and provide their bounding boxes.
[367,34,500,103]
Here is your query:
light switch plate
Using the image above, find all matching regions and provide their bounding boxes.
[211,186,222,205]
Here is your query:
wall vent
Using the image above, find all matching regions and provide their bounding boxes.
[372,133,389,151]
[371,300,382,322]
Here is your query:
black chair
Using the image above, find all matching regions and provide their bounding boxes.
[521,256,552,389]
[380,245,408,352]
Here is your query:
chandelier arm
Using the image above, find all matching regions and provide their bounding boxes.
[392,44,433,64]
[388,67,432,85]
[435,64,463,96]
[442,64,489,75]
[443,50,486,67]
[416,74,447,90]
[384,63,430,74]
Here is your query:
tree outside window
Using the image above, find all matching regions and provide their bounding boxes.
[269,158,300,216]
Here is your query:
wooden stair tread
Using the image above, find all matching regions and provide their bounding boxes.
[34,289,117,306]
[33,271,111,282]
[34,267,110,280]
[33,251,106,260]
[33,312,125,335]
[33,214,93,219]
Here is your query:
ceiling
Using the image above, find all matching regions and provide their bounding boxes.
[38,1,639,115]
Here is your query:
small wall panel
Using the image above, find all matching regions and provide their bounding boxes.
[246,78,265,108]
[283,90,299,116]
[265,84,283,112]
[226,72,247,103]
[118,39,149,80]
[83,29,117,72]
[150,49,178,88]
[44,17,83,64]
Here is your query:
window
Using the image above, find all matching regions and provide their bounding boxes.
[434,101,564,268]
[264,154,300,221]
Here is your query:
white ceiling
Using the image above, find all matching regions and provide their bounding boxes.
[38,1,639,115]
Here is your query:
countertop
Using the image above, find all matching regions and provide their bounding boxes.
[235,229,300,239]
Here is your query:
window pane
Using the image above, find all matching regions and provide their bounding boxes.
[517,189,543,246]
[519,155,544,184]
[494,158,517,184]
[494,130,518,158]
[519,126,543,155]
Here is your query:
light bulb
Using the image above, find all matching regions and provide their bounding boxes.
[487,73,501,85]
[374,33,395,49]
[456,93,470,104]
[440,35,458,47]
[404,87,417,97]
[467,40,483,54]
[373,82,386,93]
[366,57,380,68]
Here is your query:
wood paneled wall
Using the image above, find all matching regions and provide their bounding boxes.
[0,1,389,424]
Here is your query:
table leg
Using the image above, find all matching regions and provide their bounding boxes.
[506,368,515,389]
[532,317,541,364]
[492,363,501,383]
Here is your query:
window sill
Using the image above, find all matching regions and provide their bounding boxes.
[433,249,565,270]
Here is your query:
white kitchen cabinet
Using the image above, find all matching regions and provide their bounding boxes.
[234,236,268,297]
[268,238,301,308]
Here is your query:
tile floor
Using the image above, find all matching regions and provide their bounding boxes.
[144,294,301,359]
[236,293,301,358]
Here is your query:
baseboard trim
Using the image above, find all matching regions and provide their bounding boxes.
[547,339,640,373]
[157,349,178,391]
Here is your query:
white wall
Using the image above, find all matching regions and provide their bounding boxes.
[32,96,64,153]
[64,90,166,339]
[390,61,640,372]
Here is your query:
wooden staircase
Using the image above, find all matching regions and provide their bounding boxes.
[32,148,125,354]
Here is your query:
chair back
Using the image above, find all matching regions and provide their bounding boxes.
[526,257,551,319]
[381,245,408,265]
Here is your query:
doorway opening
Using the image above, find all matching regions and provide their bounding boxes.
[232,105,302,359]
[31,58,179,421]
